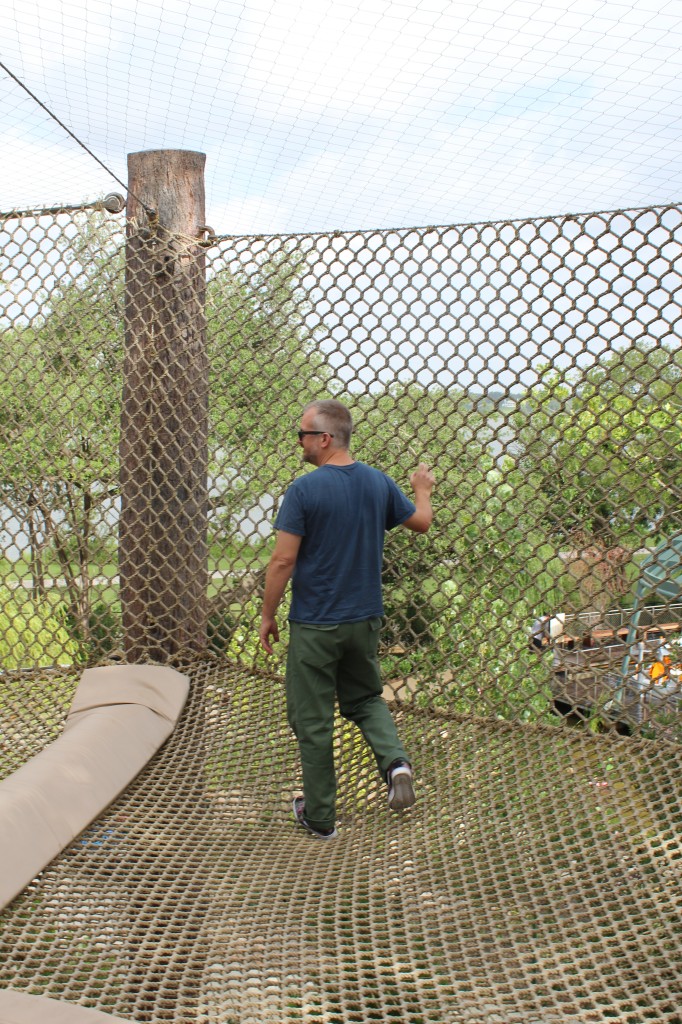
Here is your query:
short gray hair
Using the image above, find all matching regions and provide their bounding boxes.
[304,399,353,449]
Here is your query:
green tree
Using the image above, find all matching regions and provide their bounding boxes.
[343,384,566,719]
[512,340,682,618]
[0,220,330,662]
[0,212,123,650]
[206,248,332,550]
[515,342,682,546]
[577,342,682,536]
[0,589,79,668]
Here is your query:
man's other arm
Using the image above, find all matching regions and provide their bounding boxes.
[259,530,302,654]
[403,462,435,534]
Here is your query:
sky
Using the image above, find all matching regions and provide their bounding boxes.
[2,0,682,234]
[1,0,680,423]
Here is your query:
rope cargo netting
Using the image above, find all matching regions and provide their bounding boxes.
[0,200,681,1023]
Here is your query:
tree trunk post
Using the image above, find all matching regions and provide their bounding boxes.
[120,150,209,663]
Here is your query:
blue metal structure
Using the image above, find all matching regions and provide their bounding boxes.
[618,533,682,698]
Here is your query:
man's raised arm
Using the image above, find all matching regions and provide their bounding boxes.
[403,462,435,534]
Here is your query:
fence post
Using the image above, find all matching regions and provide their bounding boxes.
[120,149,209,663]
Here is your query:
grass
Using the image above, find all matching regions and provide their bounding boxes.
[0,537,271,583]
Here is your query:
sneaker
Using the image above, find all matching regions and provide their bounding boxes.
[387,760,415,811]
[292,797,338,839]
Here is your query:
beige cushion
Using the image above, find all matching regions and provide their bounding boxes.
[0,989,135,1023]
[0,665,189,911]
[67,664,189,723]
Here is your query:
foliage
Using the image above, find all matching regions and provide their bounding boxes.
[206,247,333,544]
[209,590,276,669]
[0,219,328,660]
[313,383,573,720]
[60,598,123,663]
[509,341,682,619]
[0,212,124,644]
[0,589,79,668]
[513,341,682,548]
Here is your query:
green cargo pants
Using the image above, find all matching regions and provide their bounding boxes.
[286,617,410,832]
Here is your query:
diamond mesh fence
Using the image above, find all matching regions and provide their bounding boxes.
[1,199,681,1023]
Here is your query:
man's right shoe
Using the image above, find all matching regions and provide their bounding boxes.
[387,760,415,811]
[292,796,338,839]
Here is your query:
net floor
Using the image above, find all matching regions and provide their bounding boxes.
[1,662,681,1024]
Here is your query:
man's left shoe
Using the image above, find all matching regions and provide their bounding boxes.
[387,760,416,811]
[292,796,338,839]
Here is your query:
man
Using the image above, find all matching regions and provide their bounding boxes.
[259,399,435,840]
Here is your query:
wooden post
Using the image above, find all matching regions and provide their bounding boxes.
[120,150,208,663]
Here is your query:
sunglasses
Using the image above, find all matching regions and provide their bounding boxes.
[297,430,335,440]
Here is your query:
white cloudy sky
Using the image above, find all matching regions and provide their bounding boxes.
[2,0,682,234]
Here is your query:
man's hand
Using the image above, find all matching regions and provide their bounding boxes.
[410,462,435,495]
[259,615,280,656]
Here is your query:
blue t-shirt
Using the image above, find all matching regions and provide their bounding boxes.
[274,461,416,624]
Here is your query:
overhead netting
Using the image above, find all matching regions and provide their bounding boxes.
[3,0,682,233]
[1,199,682,1023]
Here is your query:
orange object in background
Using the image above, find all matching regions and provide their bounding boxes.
[649,656,672,684]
